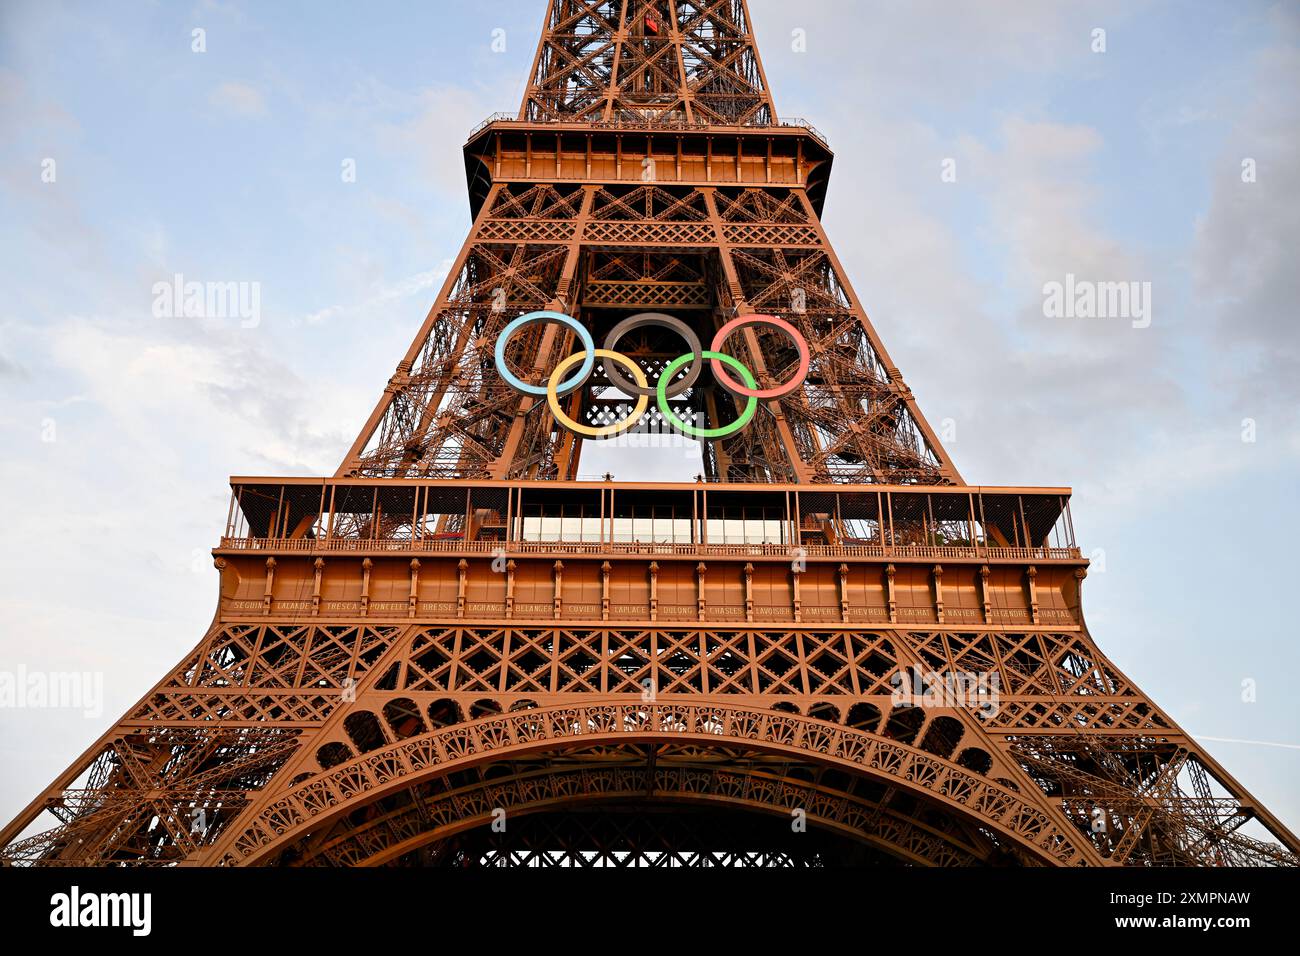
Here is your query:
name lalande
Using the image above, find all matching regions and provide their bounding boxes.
[152,272,260,328]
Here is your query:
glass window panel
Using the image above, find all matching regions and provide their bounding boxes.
[674,517,693,544]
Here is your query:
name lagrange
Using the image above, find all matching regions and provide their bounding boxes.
[49,887,151,937]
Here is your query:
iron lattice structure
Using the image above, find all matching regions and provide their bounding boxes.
[3,0,1297,868]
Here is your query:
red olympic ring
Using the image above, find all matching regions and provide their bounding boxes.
[708,314,810,400]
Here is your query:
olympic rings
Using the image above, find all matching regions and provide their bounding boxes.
[709,314,810,401]
[495,311,595,397]
[656,351,758,439]
[601,312,702,398]
[546,348,648,438]
[491,309,809,440]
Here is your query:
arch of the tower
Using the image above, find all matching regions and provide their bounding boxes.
[392,803,912,868]
[261,751,1003,867]
[208,703,1095,867]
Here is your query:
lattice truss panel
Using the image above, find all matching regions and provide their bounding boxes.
[7,617,1293,866]
[349,185,587,480]
[523,0,774,126]
[0,623,403,866]
[344,181,955,484]
[724,246,946,483]
[0,728,298,866]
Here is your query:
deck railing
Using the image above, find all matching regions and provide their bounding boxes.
[467,112,830,147]
[217,536,1080,562]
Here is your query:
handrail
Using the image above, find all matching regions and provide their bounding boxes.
[467,111,515,137]
[217,536,1081,562]
[467,112,830,147]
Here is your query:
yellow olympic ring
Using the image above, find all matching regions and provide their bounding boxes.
[546,348,649,438]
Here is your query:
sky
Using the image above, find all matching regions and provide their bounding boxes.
[1,0,1298,841]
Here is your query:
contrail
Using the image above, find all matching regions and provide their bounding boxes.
[1194,735,1300,751]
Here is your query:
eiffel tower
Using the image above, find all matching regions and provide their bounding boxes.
[4,0,1296,867]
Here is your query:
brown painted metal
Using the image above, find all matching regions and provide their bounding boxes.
[3,0,1297,867]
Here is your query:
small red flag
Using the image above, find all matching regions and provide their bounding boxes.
[645,15,659,34]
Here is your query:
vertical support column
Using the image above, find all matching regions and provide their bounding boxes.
[601,560,611,622]
[262,557,276,615]
[360,558,373,617]
[702,390,735,478]
[743,562,754,622]
[648,561,659,622]
[505,560,517,619]
[696,562,707,621]
[933,564,945,624]
[664,4,695,123]
[838,563,850,622]
[885,563,897,624]
[456,559,468,619]
[553,560,564,620]
[312,558,324,616]
[408,558,421,618]
[505,486,515,546]
[1027,565,1040,625]
[980,565,992,624]
[213,557,228,607]
[272,485,286,539]
[791,562,802,623]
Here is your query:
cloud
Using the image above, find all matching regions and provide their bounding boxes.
[0,68,80,131]
[301,263,451,326]
[45,315,352,474]
[0,352,28,380]
[745,5,1290,505]
[373,84,506,192]
[210,81,268,118]
[751,0,1141,114]
[1192,30,1300,410]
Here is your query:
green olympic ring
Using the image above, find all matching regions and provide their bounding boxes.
[656,351,758,439]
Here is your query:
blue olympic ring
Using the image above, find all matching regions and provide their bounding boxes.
[494,311,595,397]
